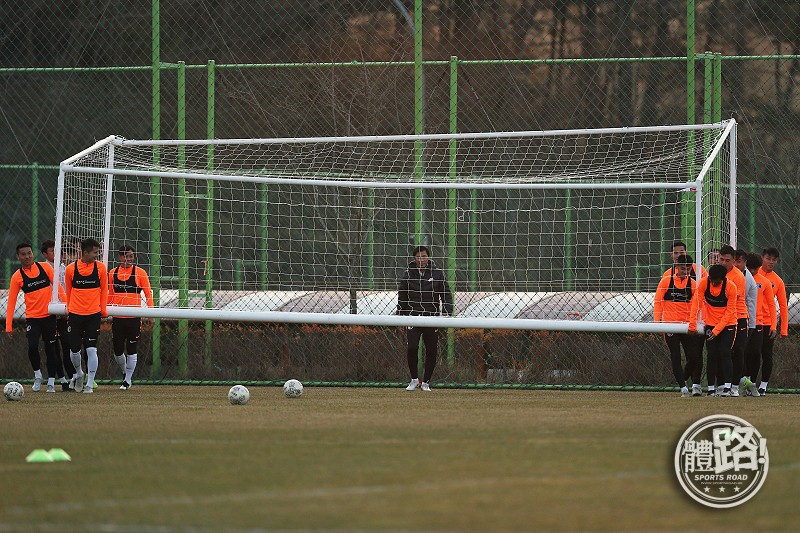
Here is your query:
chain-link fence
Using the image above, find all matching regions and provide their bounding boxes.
[1,0,798,388]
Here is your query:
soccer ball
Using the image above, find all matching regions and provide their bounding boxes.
[228,385,250,405]
[4,381,24,401]
[283,379,303,398]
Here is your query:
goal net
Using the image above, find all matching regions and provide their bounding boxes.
[52,121,735,334]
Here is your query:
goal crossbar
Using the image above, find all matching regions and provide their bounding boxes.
[111,121,731,147]
[58,165,703,191]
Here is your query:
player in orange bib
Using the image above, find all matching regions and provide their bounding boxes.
[654,254,705,397]
[108,245,154,390]
[744,254,776,396]
[41,239,74,390]
[689,264,738,396]
[718,245,751,396]
[756,247,790,395]
[5,243,67,392]
[64,238,108,393]
[661,241,708,280]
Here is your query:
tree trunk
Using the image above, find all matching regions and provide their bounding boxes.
[612,0,635,126]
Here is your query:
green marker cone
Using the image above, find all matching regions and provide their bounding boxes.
[25,449,54,463]
[48,448,72,462]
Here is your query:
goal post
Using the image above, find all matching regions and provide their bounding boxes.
[50,121,736,334]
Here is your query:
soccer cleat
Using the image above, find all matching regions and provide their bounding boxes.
[757,388,766,396]
[32,377,42,392]
[405,378,419,391]
[730,388,740,397]
[82,387,93,394]
[718,388,731,397]
[120,381,131,390]
[421,382,431,392]
[681,388,691,398]
[707,390,717,397]
[73,373,84,393]
[748,383,761,397]
[46,384,56,393]
[691,385,702,397]
[61,382,70,392]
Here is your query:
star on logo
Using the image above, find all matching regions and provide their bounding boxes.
[734,487,741,492]
[719,487,726,493]
[704,487,710,493]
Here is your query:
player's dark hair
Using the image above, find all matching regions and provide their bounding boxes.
[412,245,431,257]
[16,242,33,254]
[746,253,762,270]
[708,264,727,283]
[118,244,135,255]
[671,241,687,250]
[41,239,55,254]
[762,247,780,258]
[676,254,694,265]
[734,248,748,260]
[81,238,101,253]
[718,245,735,257]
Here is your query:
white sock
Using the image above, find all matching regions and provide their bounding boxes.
[124,354,138,384]
[115,354,126,375]
[86,347,98,388]
[34,369,42,379]
[724,382,732,389]
[70,351,84,376]
[708,386,715,392]
[47,377,55,387]
[760,381,768,391]
[60,377,68,384]
[731,385,739,393]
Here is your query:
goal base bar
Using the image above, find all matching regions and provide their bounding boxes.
[49,304,688,334]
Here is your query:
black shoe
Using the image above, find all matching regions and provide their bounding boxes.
[120,381,131,390]
[757,388,766,396]
[61,382,70,392]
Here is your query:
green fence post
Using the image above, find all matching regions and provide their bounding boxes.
[748,186,755,249]
[31,163,39,248]
[259,191,268,289]
[447,55,458,367]
[235,259,243,290]
[565,191,573,290]
[414,0,424,247]
[205,59,215,368]
[659,190,666,253]
[150,0,162,378]
[366,190,375,291]
[713,52,723,246]
[684,0,696,250]
[414,0,425,379]
[702,53,713,252]
[177,60,189,377]
[469,190,477,291]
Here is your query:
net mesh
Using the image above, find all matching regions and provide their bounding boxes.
[57,124,731,327]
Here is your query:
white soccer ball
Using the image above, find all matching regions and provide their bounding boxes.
[4,381,24,402]
[283,379,303,398]
[228,384,250,405]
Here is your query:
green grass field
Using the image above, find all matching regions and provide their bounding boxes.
[2,385,799,532]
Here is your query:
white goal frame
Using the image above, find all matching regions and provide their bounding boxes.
[49,120,737,334]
